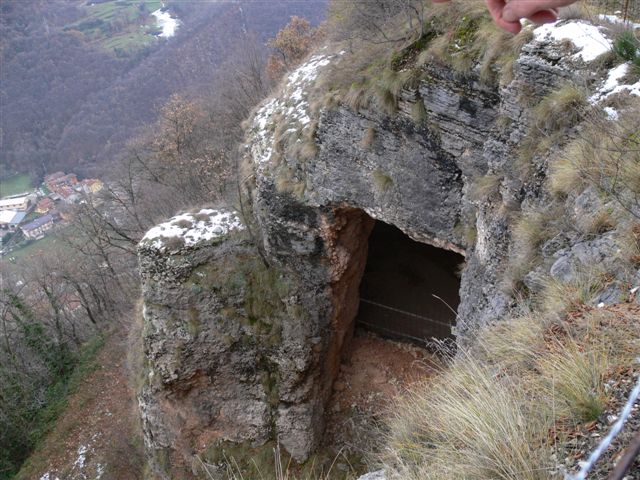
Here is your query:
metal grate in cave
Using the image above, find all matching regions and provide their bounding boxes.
[357,220,464,345]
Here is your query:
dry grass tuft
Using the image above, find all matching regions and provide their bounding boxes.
[510,209,553,260]
[548,140,586,197]
[516,83,588,181]
[453,219,477,247]
[532,83,587,134]
[343,84,369,111]
[198,441,354,480]
[549,105,640,219]
[476,314,547,371]
[538,340,609,422]
[498,28,535,85]
[515,131,564,180]
[275,164,306,199]
[411,98,428,124]
[469,173,502,202]
[578,207,618,236]
[381,304,640,480]
[539,269,608,316]
[385,351,554,480]
[501,199,584,295]
[320,0,536,118]
[371,169,393,192]
[376,85,399,116]
[616,222,640,268]
[360,127,377,150]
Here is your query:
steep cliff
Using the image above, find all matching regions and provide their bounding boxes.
[138,15,640,478]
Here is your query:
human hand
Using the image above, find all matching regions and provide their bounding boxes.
[432,0,578,34]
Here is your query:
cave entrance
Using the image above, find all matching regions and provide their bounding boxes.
[356,220,463,344]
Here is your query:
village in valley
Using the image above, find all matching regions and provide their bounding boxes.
[0,172,104,259]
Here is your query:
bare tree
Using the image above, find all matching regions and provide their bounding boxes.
[328,0,426,45]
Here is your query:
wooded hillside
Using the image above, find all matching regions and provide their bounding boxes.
[0,0,327,178]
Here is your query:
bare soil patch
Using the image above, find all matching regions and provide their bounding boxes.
[323,329,441,461]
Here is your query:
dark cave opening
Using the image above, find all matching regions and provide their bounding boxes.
[357,220,464,344]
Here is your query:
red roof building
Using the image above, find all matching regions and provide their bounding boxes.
[45,172,78,193]
[35,197,55,214]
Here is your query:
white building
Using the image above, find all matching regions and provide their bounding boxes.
[0,210,26,231]
[0,194,34,212]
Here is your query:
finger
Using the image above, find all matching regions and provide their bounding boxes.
[486,0,523,34]
[526,9,559,24]
[503,0,575,22]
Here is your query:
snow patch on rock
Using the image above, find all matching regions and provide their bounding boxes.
[73,445,88,470]
[39,474,60,480]
[534,20,612,62]
[603,106,619,120]
[249,53,339,171]
[589,62,640,105]
[141,209,244,251]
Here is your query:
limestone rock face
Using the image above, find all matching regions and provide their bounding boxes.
[138,20,640,475]
[138,209,272,476]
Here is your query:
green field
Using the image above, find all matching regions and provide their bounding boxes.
[2,235,68,264]
[0,174,33,197]
[103,31,155,51]
[64,0,165,54]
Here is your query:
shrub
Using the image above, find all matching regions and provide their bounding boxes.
[266,17,325,83]
[613,30,640,62]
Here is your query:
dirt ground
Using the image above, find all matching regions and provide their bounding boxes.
[16,319,145,480]
[323,328,441,461]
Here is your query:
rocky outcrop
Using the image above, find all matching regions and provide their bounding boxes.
[138,209,267,476]
[138,206,374,475]
[138,19,640,475]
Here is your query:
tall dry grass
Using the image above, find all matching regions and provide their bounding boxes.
[380,306,640,480]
